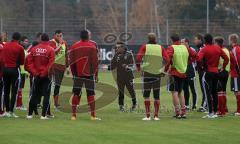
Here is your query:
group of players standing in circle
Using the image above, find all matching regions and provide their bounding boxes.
[0,30,240,121]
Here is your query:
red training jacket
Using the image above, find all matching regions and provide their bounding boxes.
[230,45,240,77]
[25,42,55,77]
[197,44,229,73]
[2,40,25,68]
[69,40,98,77]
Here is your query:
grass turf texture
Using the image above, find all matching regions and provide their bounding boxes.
[0,71,240,144]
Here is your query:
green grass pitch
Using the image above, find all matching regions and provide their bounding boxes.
[0,71,240,144]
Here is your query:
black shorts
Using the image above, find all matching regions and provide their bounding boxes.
[143,72,161,91]
[143,72,161,99]
[231,77,240,92]
[72,76,95,97]
[20,74,26,89]
[217,71,228,92]
[168,76,185,93]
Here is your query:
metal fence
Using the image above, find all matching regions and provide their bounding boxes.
[1,17,240,45]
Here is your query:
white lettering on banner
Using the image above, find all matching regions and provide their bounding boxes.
[99,48,113,61]
[36,48,47,53]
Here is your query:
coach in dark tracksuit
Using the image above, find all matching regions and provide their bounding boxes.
[25,34,55,120]
[108,42,137,111]
[2,32,25,118]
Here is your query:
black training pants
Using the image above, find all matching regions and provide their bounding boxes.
[28,76,51,116]
[117,78,137,106]
[199,71,207,108]
[202,72,218,114]
[3,67,20,112]
[0,79,3,112]
[183,77,197,107]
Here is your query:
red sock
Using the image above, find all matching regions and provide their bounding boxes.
[175,107,180,116]
[54,95,59,106]
[218,92,224,115]
[154,100,160,118]
[181,106,186,116]
[223,92,228,113]
[144,99,150,118]
[72,95,80,117]
[237,94,240,113]
[87,95,96,117]
[16,90,23,107]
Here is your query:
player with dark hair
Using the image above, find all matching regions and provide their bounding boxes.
[137,33,170,121]
[25,33,55,120]
[50,30,68,109]
[167,34,196,119]
[194,34,208,112]
[197,34,229,119]
[2,32,25,118]
[69,30,100,121]
[26,33,43,109]
[15,36,30,110]
[181,38,198,110]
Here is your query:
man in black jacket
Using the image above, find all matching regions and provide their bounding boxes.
[194,34,207,112]
[182,38,198,110]
[108,42,137,111]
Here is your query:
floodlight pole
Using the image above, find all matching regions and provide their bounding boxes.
[125,0,128,44]
[43,0,46,33]
[154,0,161,43]
[0,17,3,34]
[206,0,209,33]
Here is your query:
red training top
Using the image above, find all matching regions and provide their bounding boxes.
[230,44,240,78]
[25,41,55,78]
[197,44,229,73]
[69,40,98,77]
[2,40,25,68]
